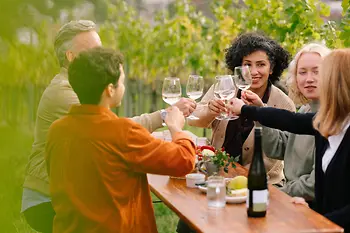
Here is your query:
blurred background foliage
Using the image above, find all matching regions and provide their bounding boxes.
[0,0,349,127]
[0,1,348,232]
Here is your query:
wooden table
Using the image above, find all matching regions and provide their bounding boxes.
[148,165,344,233]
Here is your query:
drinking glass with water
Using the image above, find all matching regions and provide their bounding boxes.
[207,176,226,208]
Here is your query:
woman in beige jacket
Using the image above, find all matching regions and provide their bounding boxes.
[188,32,296,185]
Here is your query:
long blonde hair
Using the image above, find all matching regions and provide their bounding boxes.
[287,43,331,106]
[313,49,350,138]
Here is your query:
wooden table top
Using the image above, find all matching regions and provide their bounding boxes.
[148,165,344,233]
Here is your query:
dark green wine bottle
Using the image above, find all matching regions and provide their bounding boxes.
[247,127,268,217]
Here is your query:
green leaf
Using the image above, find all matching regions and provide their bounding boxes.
[342,0,350,15]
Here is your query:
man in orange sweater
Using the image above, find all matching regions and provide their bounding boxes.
[45,47,196,233]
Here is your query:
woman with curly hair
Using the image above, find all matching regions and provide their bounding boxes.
[189,32,295,185]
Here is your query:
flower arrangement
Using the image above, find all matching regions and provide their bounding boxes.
[197,146,239,173]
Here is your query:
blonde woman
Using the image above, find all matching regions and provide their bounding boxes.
[227,49,350,231]
[260,43,330,201]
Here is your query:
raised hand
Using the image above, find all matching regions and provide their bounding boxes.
[172,98,196,117]
[226,98,245,115]
[165,106,185,133]
[241,90,264,107]
[291,197,309,207]
[207,99,226,116]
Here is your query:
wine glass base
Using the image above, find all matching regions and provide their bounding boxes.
[187,114,199,120]
[227,116,239,121]
[215,115,239,121]
[215,115,226,121]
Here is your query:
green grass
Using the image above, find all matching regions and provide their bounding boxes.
[0,126,36,233]
[0,125,209,233]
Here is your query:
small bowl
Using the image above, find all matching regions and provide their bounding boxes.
[185,173,205,188]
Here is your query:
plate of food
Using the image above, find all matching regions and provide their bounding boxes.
[197,176,247,204]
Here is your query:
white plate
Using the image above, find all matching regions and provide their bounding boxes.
[198,185,208,193]
[225,195,247,204]
[197,178,247,204]
[197,178,232,193]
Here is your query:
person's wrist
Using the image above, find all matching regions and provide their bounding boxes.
[160,109,167,123]
[168,124,182,133]
[239,104,246,114]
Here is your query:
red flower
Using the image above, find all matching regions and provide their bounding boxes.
[200,145,215,152]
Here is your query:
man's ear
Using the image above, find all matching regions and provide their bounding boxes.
[66,50,75,63]
[105,84,115,97]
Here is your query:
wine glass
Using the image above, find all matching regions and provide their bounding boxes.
[162,77,182,126]
[186,75,204,120]
[233,65,252,91]
[162,77,182,105]
[213,75,238,120]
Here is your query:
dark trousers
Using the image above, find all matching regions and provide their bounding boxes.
[23,202,55,233]
[176,219,195,233]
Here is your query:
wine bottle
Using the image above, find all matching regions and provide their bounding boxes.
[247,127,268,217]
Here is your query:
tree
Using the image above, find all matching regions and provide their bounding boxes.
[0,0,107,40]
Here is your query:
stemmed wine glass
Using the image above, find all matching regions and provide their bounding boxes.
[162,77,182,126]
[213,75,238,120]
[162,77,182,105]
[233,65,252,91]
[186,75,204,120]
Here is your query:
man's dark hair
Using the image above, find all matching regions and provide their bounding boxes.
[225,32,290,84]
[68,47,124,105]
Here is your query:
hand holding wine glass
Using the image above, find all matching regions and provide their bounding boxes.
[241,90,264,107]
[165,106,185,135]
[226,98,246,116]
[172,98,196,117]
[162,77,182,126]
[186,75,204,120]
[208,99,226,116]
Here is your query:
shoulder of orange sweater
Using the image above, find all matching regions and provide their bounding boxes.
[111,117,152,137]
[269,85,296,112]
[107,117,140,132]
[48,115,70,131]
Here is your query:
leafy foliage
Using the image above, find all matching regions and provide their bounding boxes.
[341,0,350,47]
[0,0,108,40]
[198,146,239,173]
[0,0,349,126]
[1,0,348,87]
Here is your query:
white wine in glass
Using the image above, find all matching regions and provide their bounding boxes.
[162,93,181,105]
[187,91,203,100]
[233,65,252,91]
[162,77,182,105]
[213,75,238,120]
[186,75,204,120]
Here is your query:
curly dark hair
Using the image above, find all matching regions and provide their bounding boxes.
[225,32,290,84]
[68,47,124,105]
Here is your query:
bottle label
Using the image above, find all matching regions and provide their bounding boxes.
[247,189,268,212]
